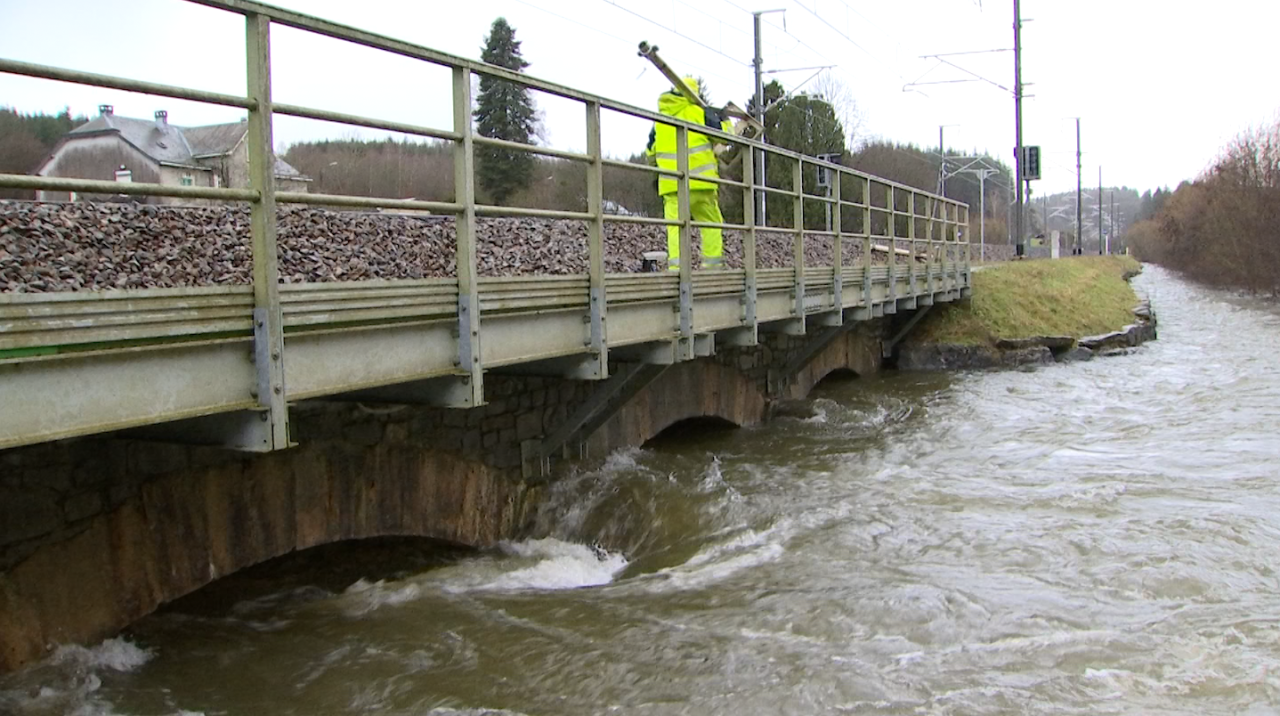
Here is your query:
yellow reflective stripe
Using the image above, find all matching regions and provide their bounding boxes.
[655,152,679,161]
[687,142,712,153]
[690,162,718,176]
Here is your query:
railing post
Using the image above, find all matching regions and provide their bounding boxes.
[907,190,917,297]
[832,168,843,317]
[792,157,805,327]
[862,178,872,309]
[675,125,693,360]
[928,196,940,294]
[453,67,484,405]
[245,12,289,451]
[886,184,897,305]
[961,204,972,283]
[741,144,758,338]
[584,101,607,379]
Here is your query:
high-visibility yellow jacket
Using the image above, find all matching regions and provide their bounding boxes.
[646,85,732,196]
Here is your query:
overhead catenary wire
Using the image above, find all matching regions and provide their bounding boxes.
[512,0,741,87]
[600,0,752,67]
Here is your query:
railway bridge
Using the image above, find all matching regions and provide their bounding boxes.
[0,0,971,671]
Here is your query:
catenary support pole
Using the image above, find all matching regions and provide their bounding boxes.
[1013,0,1024,257]
[1076,117,1083,255]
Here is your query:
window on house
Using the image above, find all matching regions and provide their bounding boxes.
[181,175,194,186]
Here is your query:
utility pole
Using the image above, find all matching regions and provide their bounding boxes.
[1097,167,1103,255]
[1013,0,1025,257]
[752,9,785,227]
[939,126,946,197]
[1076,118,1082,255]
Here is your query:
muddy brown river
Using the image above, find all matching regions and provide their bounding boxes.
[4,265,1280,715]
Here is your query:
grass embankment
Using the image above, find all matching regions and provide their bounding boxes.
[908,255,1141,346]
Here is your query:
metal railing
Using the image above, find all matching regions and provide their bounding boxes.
[0,0,969,451]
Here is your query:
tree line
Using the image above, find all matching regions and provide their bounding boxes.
[1127,117,1280,295]
[0,107,88,199]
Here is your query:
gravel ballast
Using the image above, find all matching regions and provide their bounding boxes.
[0,201,962,293]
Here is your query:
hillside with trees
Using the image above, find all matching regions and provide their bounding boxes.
[1126,117,1279,295]
[0,107,88,199]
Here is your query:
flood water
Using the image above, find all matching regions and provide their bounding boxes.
[4,265,1280,715]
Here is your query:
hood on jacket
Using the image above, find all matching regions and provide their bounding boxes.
[658,76,701,115]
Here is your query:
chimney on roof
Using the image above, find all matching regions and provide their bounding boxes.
[99,104,113,116]
[154,110,168,131]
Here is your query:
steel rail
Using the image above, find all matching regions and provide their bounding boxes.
[0,58,256,110]
[0,173,258,201]
[272,102,460,142]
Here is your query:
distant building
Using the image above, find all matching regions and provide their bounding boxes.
[34,105,310,203]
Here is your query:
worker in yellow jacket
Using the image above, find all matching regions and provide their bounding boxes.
[647,77,732,271]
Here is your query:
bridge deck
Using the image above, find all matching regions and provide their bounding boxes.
[0,0,971,451]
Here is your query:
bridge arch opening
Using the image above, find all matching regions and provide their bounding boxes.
[150,536,476,619]
[643,416,740,449]
[813,367,861,389]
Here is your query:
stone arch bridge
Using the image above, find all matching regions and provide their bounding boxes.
[0,0,971,671]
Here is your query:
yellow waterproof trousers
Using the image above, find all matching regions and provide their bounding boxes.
[664,190,725,270]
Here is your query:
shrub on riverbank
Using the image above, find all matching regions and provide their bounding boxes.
[1127,118,1280,296]
[906,255,1141,346]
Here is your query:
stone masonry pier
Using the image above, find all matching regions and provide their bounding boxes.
[0,320,888,672]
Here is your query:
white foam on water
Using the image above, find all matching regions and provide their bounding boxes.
[336,538,629,611]
[0,639,162,716]
[476,538,628,591]
[341,578,424,616]
[50,638,152,673]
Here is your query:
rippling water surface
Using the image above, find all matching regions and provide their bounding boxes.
[5,266,1280,715]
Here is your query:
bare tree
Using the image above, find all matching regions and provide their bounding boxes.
[809,71,864,148]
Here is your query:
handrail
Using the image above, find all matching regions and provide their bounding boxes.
[0,0,971,453]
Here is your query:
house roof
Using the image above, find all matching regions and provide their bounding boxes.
[66,113,309,179]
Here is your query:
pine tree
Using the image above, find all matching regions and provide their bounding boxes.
[474,18,537,205]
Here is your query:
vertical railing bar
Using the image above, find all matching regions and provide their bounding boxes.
[676,126,693,360]
[886,183,896,304]
[741,146,758,338]
[907,190,917,298]
[585,101,607,379]
[832,168,842,318]
[452,67,484,405]
[245,12,288,450]
[927,195,939,292]
[792,156,804,324]
[862,177,872,309]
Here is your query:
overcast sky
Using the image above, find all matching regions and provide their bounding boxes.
[3,0,1278,196]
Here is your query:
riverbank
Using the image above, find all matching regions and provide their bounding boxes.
[898,255,1155,369]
